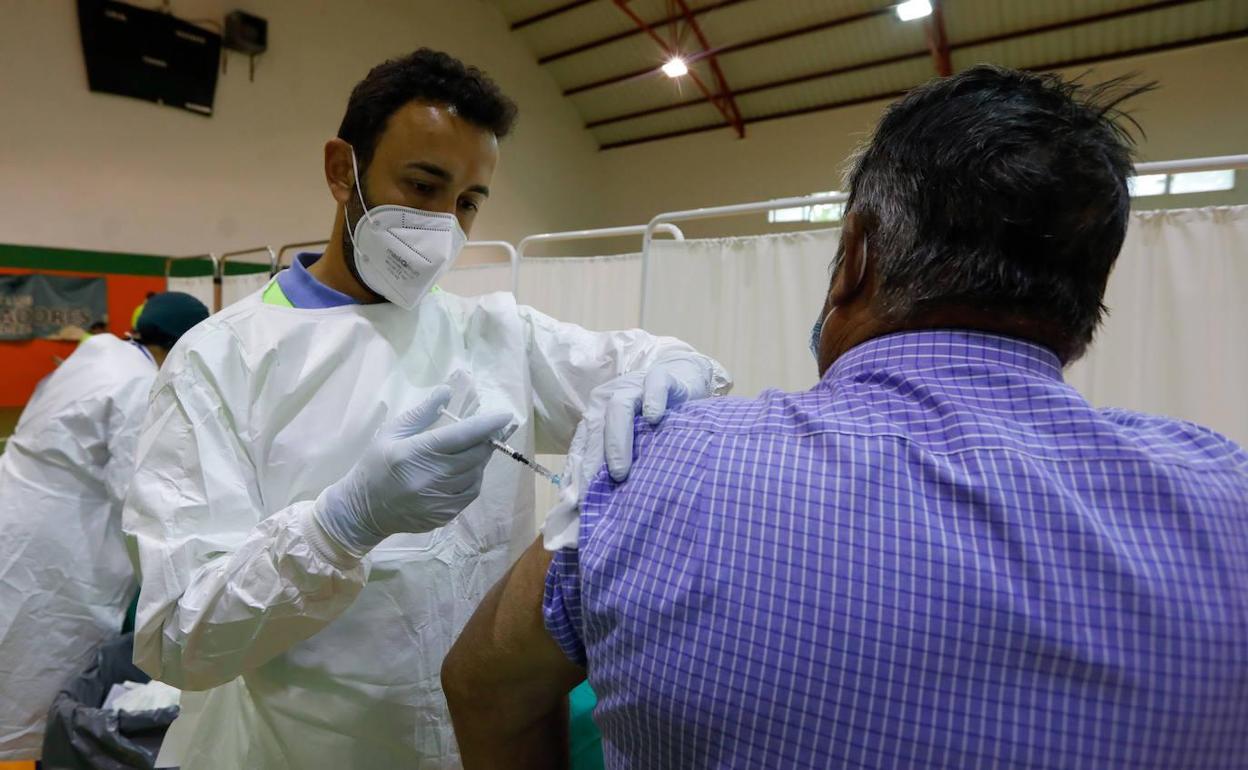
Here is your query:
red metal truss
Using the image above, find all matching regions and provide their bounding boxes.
[589,0,1203,137]
[511,0,596,31]
[925,0,952,76]
[610,0,746,139]
[539,0,752,65]
[599,25,1248,150]
[566,4,887,96]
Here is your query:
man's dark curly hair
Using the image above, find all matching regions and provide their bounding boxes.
[337,48,518,171]
[843,65,1155,362]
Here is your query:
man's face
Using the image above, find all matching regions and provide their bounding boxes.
[355,101,500,235]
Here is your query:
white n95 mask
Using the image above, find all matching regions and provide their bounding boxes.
[345,148,467,309]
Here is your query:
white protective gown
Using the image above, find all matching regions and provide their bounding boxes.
[0,334,156,759]
[124,286,727,769]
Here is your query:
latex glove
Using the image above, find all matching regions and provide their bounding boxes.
[602,352,719,482]
[314,385,512,558]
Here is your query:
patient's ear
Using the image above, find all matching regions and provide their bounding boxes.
[831,211,870,306]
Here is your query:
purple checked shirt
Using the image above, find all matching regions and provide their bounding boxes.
[543,330,1248,769]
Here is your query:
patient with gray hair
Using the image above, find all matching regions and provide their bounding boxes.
[444,65,1248,770]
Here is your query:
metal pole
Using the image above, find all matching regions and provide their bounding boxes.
[461,241,520,296]
[276,240,331,269]
[164,253,213,280]
[217,246,280,309]
[517,223,684,260]
[212,254,223,313]
[1133,154,1248,175]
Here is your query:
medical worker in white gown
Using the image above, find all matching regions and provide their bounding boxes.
[0,292,208,759]
[123,49,730,769]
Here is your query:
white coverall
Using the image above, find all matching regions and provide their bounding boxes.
[124,287,728,769]
[0,334,156,759]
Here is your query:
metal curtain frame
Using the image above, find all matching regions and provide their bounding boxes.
[163,252,218,311]
[639,192,848,327]
[219,246,279,277]
[518,224,685,303]
[1133,154,1248,175]
[163,252,216,279]
[277,241,330,269]
[635,154,1248,326]
[461,241,520,294]
[518,223,685,259]
[218,246,278,312]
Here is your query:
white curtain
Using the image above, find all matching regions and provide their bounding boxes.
[437,263,513,298]
[223,272,271,306]
[165,276,214,311]
[646,229,841,398]
[518,254,643,331]
[1067,206,1248,446]
[438,254,645,332]
[167,273,271,312]
[516,254,648,521]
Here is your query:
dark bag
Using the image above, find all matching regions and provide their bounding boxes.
[41,633,178,770]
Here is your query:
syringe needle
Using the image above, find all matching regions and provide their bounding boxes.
[438,407,560,485]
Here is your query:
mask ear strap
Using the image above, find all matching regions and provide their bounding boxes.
[348,146,375,226]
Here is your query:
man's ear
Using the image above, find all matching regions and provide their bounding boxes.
[324,138,355,206]
[830,210,871,306]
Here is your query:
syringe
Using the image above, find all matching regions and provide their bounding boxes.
[438,407,561,486]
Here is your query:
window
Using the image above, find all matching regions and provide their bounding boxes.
[1129,169,1236,197]
[768,193,846,224]
[769,206,806,223]
[1128,174,1167,197]
[1167,169,1236,194]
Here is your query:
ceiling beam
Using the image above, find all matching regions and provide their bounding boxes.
[584,0,1204,129]
[670,0,745,138]
[608,0,744,138]
[587,48,930,128]
[598,26,1248,150]
[1023,25,1247,73]
[712,6,888,59]
[511,0,596,31]
[564,5,891,96]
[600,89,911,150]
[924,0,952,76]
[951,0,1197,49]
[538,0,753,65]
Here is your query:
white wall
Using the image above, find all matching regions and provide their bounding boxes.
[1,5,1244,259]
[0,0,603,259]
[595,38,1248,239]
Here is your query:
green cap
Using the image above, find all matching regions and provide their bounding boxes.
[134,292,210,350]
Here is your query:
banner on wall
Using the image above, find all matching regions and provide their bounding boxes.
[0,275,107,341]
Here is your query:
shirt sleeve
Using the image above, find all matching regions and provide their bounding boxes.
[123,329,369,691]
[541,412,716,667]
[543,544,587,667]
[519,304,729,454]
[542,457,627,667]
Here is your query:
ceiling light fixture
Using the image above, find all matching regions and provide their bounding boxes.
[661,57,689,78]
[895,0,933,21]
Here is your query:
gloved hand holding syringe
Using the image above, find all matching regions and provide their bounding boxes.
[438,407,561,487]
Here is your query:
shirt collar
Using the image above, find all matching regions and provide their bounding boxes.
[130,339,156,364]
[275,252,359,309]
[826,330,1064,384]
